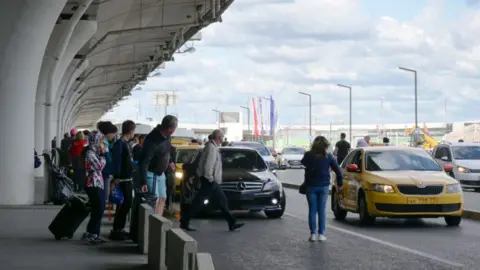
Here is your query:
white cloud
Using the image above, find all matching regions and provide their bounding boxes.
[105,0,480,126]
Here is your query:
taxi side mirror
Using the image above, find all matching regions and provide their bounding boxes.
[444,164,454,172]
[346,164,359,172]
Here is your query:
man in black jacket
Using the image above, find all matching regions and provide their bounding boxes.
[110,120,136,241]
[138,115,178,216]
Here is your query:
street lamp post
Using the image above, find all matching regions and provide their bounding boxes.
[399,66,418,129]
[298,92,312,141]
[212,109,220,128]
[240,106,250,133]
[337,84,352,143]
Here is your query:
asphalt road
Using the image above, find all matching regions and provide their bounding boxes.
[276,169,480,211]
[190,188,480,269]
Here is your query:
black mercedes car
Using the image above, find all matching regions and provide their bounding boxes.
[181,146,286,218]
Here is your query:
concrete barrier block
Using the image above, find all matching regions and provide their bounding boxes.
[138,203,154,254]
[196,253,215,270]
[148,214,173,270]
[166,228,198,270]
[462,209,480,221]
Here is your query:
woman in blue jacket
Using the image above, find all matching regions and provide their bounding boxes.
[301,136,343,242]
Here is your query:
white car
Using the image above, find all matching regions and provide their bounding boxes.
[228,141,279,171]
[433,142,480,191]
[278,147,306,169]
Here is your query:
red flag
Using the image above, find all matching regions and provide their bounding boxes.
[252,97,259,136]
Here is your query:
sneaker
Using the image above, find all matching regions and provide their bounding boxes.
[109,230,128,241]
[318,234,327,242]
[309,234,318,242]
[88,234,106,244]
[81,232,91,241]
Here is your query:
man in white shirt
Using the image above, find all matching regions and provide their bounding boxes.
[356,136,371,147]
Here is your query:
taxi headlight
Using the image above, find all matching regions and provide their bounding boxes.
[175,172,183,179]
[458,167,471,173]
[446,183,462,193]
[263,179,280,191]
[371,184,395,193]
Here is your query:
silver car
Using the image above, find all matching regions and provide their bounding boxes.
[278,147,306,169]
[433,142,480,191]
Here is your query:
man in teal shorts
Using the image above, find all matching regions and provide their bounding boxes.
[138,115,178,216]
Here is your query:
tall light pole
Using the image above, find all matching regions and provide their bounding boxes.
[399,66,418,129]
[298,92,312,141]
[240,106,250,133]
[337,84,352,143]
[212,109,220,128]
[380,96,384,132]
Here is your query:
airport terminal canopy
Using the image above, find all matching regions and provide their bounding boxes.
[0,0,233,205]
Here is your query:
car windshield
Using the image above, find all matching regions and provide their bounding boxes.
[365,150,442,171]
[176,149,197,164]
[268,147,275,153]
[221,150,267,171]
[233,143,270,156]
[282,148,305,155]
[452,146,480,160]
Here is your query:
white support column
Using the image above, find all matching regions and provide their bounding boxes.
[43,0,94,150]
[0,0,67,205]
[56,61,89,144]
[35,26,63,156]
[62,82,85,132]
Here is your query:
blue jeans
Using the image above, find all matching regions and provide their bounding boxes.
[306,186,329,234]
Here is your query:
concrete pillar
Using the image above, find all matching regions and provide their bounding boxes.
[0,0,67,205]
[35,26,62,155]
[55,60,89,144]
[45,19,96,148]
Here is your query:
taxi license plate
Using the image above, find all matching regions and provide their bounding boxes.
[407,197,438,204]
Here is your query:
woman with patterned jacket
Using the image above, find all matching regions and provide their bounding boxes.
[81,131,107,244]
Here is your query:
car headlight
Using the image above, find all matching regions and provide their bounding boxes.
[371,184,395,193]
[457,167,471,173]
[175,172,183,179]
[446,183,462,193]
[263,179,281,191]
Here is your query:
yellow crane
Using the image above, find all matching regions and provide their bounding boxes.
[404,126,439,149]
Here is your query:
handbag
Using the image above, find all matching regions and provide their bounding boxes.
[136,173,158,209]
[299,182,307,195]
[109,184,124,204]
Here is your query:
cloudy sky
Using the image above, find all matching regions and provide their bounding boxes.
[104,0,480,126]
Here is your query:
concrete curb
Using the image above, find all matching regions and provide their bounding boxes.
[281,182,480,222]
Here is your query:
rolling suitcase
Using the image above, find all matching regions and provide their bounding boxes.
[48,196,90,240]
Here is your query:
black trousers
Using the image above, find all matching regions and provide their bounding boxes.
[113,181,133,231]
[181,177,236,226]
[86,187,105,235]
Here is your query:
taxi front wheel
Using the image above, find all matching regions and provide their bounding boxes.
[444,216,461,227]
[358,193,376,226]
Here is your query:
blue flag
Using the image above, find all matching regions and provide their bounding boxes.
[270,96,275,136]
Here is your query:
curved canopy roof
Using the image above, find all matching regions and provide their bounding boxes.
[66,0,233,127]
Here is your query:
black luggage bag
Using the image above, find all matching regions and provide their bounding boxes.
[48,196,90,240]
[130,189,157,243]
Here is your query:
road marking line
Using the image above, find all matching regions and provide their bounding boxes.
[284,212,464,268]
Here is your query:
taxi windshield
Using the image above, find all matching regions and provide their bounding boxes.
[365,150,442,172]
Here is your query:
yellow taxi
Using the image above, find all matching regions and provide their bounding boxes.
[331,146,463,226]
[173,144,202,196]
